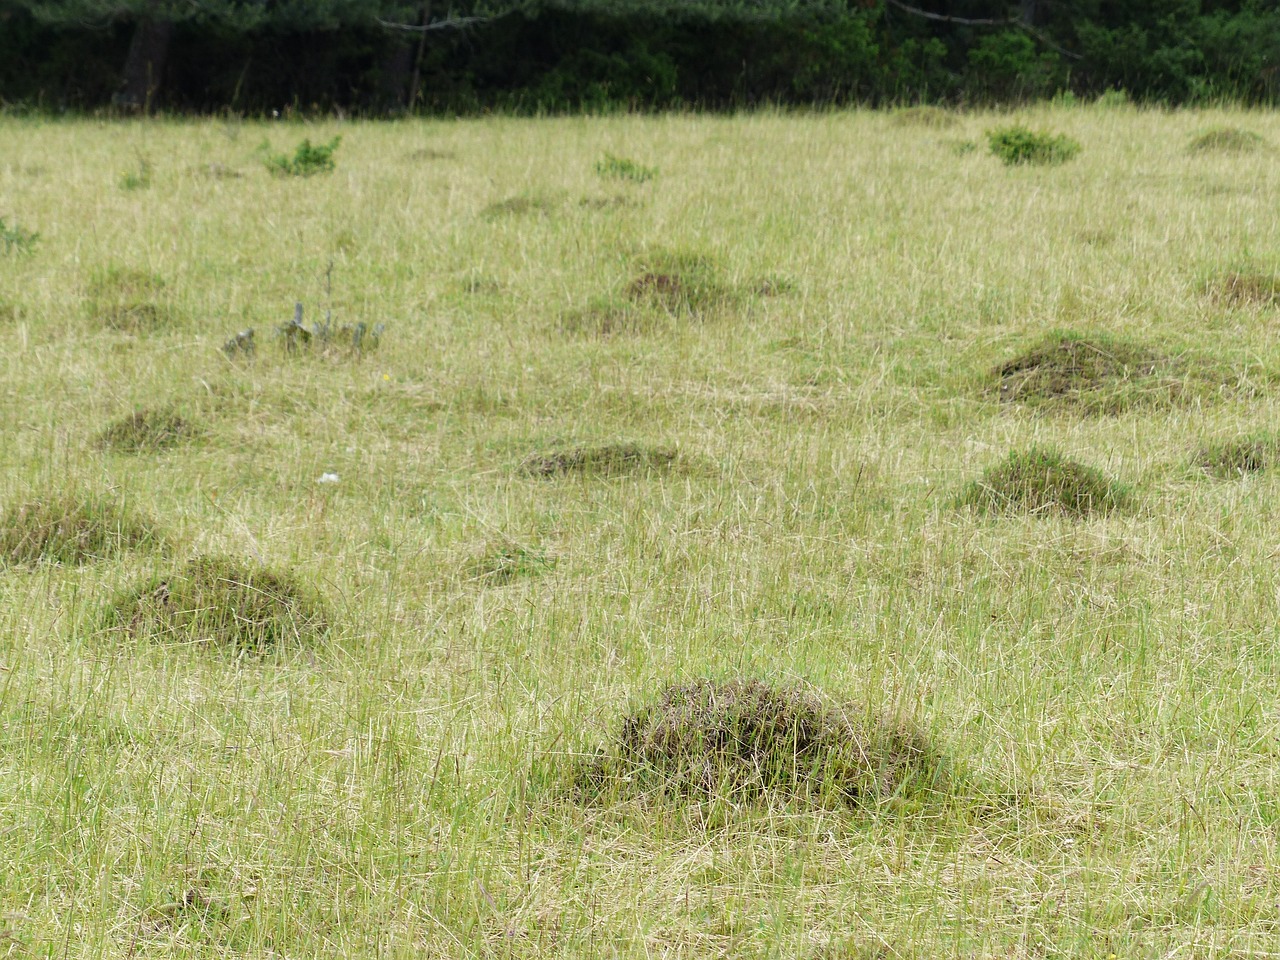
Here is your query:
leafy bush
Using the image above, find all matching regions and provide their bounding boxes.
[266,137,341,177]
[986,125,1081,166]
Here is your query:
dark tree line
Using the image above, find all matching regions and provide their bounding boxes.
[1,0,1277,112]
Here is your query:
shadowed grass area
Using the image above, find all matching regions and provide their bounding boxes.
[574,678,952,809]
[1197,432,1280,478]
[960,447,1131,518]
[96,407,200,453]
[105,555,328,651]
[521,442,680,478]
[465,544,555,586]
[1205,271,1280,308]
[0,492,164,565]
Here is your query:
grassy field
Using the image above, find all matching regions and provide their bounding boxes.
[2,103,1280,958]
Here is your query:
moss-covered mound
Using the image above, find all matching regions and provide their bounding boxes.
[522,442,679,478]
[992,331,1191,412]
[96,408,200,453]
[106,555,328,650]
[576,678,949,808]
[960,447,1131,518]
[1197,432,1280,478]
[0,493,163,565]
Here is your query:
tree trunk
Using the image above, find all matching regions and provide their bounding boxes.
[116,17,174,112]
[407,0,433,111]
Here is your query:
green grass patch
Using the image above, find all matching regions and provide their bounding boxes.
[986,125,1081,166]
[0,215,39,254]
[595,153,658,182]
[960,447,1131,518]
[265,137,341,177]
[465,544,555,586]
[95,407,200,454]
[0,492,164,565]
[105,555,329,651]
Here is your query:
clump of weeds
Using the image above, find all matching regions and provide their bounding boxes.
[96,407,200,453]
[265,137,341,177]
[986,125,1081,165]
[0,216,39,255]
[595,153,658,183]
[573,678,953,810]
[0,492,164,565]
[960,447,1131,518]
[105,555,328,651]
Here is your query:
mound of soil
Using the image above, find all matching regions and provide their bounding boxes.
[96,408,199,453]
[576,678,948,807]
[107,555,328,650]
[960,447,1130,518]
[992,331,1178,410]
[0,493,163,565]
[522,442,678,478]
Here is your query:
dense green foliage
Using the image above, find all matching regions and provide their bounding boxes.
[1,0,1278,111]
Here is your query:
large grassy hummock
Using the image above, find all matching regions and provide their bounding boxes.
[960,447,1131,518]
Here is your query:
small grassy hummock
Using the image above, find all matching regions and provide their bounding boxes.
[960,447,1131,518]
[1188,128,1266,153]
[1205,271,1280,309]
[1197,432,1280,478]
[0,492,164,565]
[574,678,950,808]
[85,266,176,332]
[105,555,328,650]
[96,408,199,453]
[986,126,1080,166]
[521,442,679,478]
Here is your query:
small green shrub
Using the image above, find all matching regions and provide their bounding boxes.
[960,447,1130,518]
[595,153,658,182]
[574,678,950,808]
[266,137,341,177]
[986,125,1081,166]
[106,555,328,650]
[0,492,164,565]
[0,216,39,255]
[1188,128,1266,154]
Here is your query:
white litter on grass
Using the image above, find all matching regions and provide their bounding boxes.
[317,473,340,484]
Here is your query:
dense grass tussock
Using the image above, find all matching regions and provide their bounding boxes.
[986,126,1081,166]
[628,250,731,315]
[559,297,662,338]
[522,442,679,477]
[575,678,950,808]
[106,555,328,650]
[1206,271,1280,308]
[96,408,199,453]
[1197,432,1280,478]
[85,267,176,332]
[1188,128,1267,153]
[466,545,555,585]
[482,194,557,218]
[891,105,959,128]
[992,330,1196,412]
[0,493,163,565]
[960,447,1131,518]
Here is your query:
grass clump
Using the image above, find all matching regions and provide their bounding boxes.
[1197,432,1280,478]
[119,156,152,191]
[1205,271,1280,308]
[0,493,163,565]
[627,250,731,315]
[96,407,199,453]
[0,216,39,254]
[85,266,176,332]
[992,330,1187,411]
[106,555,328,651]
[891,105,958,128]
[559,298,662,337]
[522,442,679,478]
[960,447,1130,518]
[574,678,949,808]
[1188,128,1266,153]
[986,125,1081,166]
[481,194,556,218]
[466,545,555,586]
[265,137,341,177]
[595,153,658,183]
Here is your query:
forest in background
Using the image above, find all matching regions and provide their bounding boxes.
[1,0,1278,114]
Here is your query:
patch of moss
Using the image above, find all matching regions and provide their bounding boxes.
[106,555,328,650]
[1197,432,1280,478]
[521,442,679,478]
[991,330,1194,412]
[960,447,1131,518]
[96,408,199,453]
[0,493,163,565]
[1188,128,1266,153]
[85,267,177,332]
[574,678,950,808]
